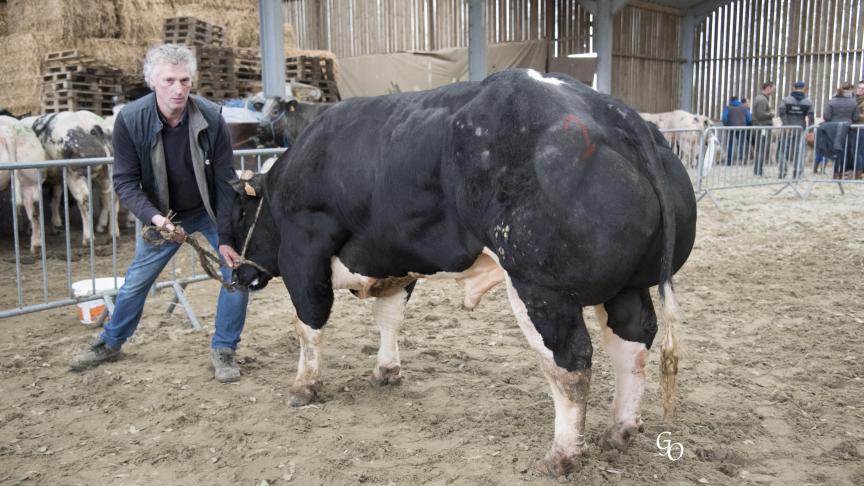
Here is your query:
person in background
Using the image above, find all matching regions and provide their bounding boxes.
[751,81,775,175]
[822,81,860,179]
[70,44,250,382]
[721,95,752,165]
[777,81,814,178]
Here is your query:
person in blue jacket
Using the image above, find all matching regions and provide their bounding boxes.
[721,96,752,165]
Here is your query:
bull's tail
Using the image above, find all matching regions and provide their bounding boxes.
[659,281,679,419]
[636,123,681,420]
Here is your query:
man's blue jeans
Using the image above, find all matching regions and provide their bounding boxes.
[100,209,249,350]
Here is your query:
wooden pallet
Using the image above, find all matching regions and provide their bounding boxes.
[41,50,123,116]
[285,56,335,81]
[44,80,121,94]
[194,88,239,100]
[164,17,225,47]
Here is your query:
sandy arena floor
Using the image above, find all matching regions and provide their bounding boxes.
[0,183,862,485]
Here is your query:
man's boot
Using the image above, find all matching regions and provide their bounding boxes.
[211,348,241,383]
[70,337,124,371]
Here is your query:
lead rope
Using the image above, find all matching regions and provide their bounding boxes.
[235,197,271,277]
[141,204,272,290]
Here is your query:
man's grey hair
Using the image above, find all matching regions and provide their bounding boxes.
[143,44,197,85]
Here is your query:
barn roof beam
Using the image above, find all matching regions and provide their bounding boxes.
[469,0,488,82]
[578,1,629,93]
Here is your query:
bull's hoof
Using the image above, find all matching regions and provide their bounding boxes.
[289,383,320,407]
[537,448,586,477]
[599,421,644,452]
[373,364,402,386]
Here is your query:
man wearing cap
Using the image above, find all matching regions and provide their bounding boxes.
[778,80,814,178]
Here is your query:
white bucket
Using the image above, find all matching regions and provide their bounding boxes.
[71,278,124,324]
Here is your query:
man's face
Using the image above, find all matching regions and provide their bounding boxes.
[766,85,775,96]
[857,83,864,97]
[150,62,193,114]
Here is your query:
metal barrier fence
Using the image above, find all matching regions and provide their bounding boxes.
[659,124,864,207]
[0,148,285,322]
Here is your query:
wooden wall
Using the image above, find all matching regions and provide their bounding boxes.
[282,0,862,116]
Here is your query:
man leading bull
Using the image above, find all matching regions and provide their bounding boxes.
[70,44,250,382]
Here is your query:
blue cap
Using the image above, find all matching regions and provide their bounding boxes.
[794,80,806,89]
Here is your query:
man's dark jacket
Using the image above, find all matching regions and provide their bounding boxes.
[112,93,237,247]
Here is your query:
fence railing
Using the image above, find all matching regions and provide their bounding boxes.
[0,148,286,322]
[660,123,863,206]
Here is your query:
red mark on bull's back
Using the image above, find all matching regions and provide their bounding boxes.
[562,114,597,160]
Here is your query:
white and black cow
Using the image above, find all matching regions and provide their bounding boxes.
[255,97,335,148]
[229,69,697,476]
[0,116,49,253]
[31,111,117,245]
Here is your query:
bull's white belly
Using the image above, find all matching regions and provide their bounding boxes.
[331,247,505,308]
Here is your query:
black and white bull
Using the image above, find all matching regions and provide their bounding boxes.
[31,111,117,244]
[229,69,697,476]
[255,97,335,148]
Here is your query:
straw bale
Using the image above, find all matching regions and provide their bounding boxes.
[0,32,60,115]
[114,0,166,45]
[0,1,7,37]
[75,39,148,83]
[6,0,118,41]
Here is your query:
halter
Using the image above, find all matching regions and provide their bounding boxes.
[235,196,271,278]
[262,102,288,147]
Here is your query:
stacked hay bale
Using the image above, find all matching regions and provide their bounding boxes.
[0,0,266,116]
[41,50,122,116]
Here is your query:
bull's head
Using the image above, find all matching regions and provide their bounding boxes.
[228,170,280,291]
[255,96,299,148]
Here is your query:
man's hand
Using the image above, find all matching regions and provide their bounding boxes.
[150,214,187,243]
[219,245,241,269]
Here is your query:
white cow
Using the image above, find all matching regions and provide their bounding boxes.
[0,118,48,253]
[640,110,719,172]
[32,111,118,245]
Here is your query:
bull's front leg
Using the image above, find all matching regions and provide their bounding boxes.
[289,317,324,406]
[371,283,416,385]
[595,289,656,452]
[505,276,592,477]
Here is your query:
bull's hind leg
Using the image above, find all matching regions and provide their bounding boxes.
[596,288,657,451]
[371,281,417,385]
[504,276,592,477]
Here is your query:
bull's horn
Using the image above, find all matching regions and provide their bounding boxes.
[239,169,255,181]
[244,182,257,197]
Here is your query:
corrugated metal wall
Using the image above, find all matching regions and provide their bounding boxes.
[693,0,864,120]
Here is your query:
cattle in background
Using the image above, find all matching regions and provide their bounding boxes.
[229,70,697,476]
[255,97,335,148]
[32,111,118,245]
[641,110,719,172]
[0,117,49,253]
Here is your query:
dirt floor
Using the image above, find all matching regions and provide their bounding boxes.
[0,183,862,486]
